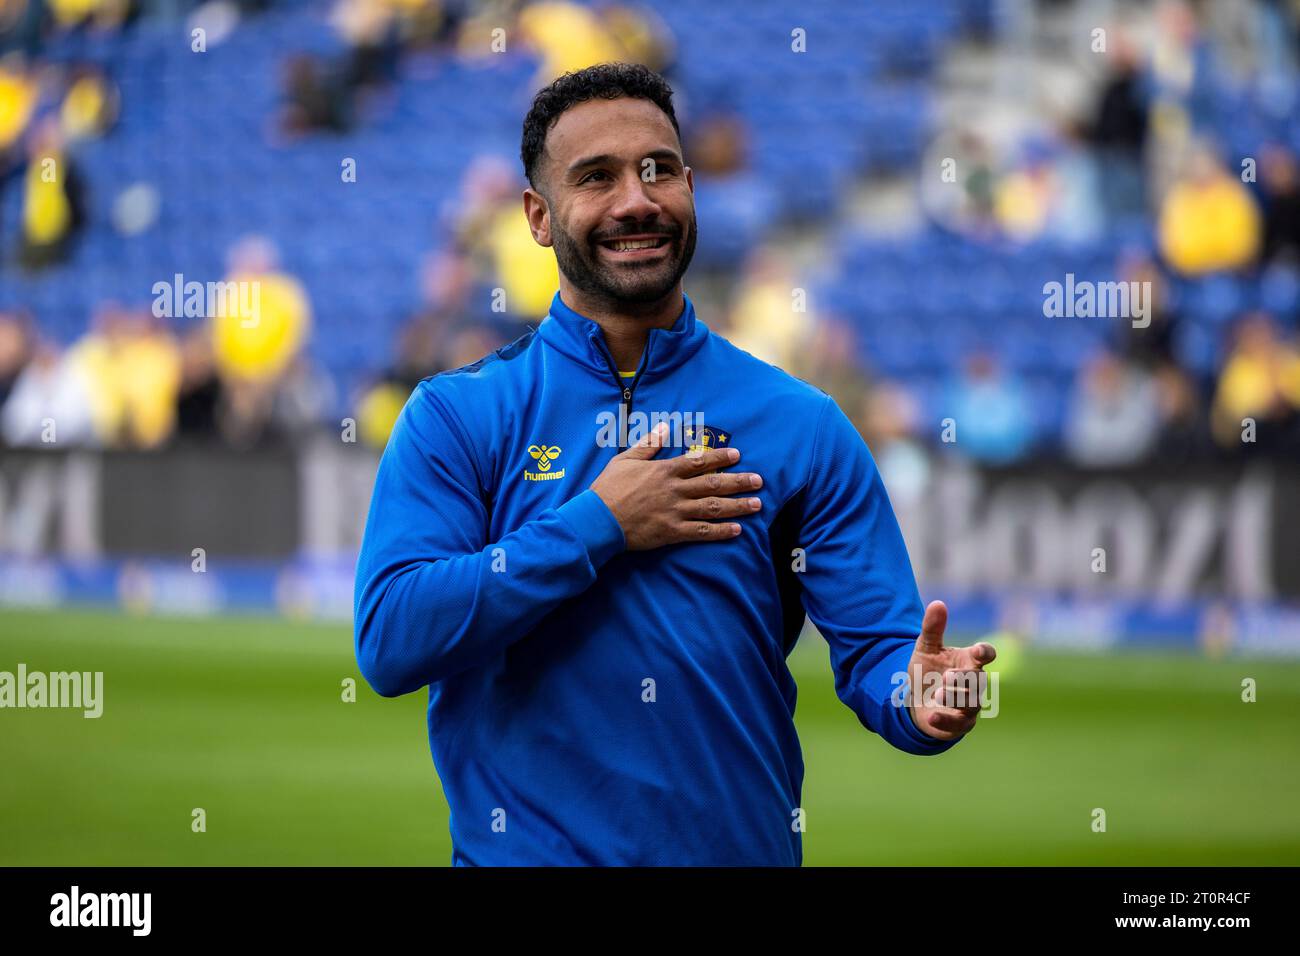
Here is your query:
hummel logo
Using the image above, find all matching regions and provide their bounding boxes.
[524,444,566,482]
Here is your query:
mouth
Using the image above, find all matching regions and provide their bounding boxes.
[595,234,673,260]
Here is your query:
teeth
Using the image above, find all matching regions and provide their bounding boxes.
[611,239,660,251]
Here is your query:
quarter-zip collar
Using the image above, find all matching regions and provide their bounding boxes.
[537,290,708,382]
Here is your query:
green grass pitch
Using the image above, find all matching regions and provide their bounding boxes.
[2,607,1298,865]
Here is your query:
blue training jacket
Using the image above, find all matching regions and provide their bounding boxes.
[354,290,961,866]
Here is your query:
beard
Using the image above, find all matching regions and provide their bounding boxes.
[550,209,698,306]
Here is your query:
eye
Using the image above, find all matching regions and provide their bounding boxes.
[579,170,610,184]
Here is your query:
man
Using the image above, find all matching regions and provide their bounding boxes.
[354,62,995,865]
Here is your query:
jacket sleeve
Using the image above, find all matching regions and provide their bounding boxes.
[353,380,626,697]
[795,395,961,756]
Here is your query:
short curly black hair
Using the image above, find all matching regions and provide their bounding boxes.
[520,62,681,192]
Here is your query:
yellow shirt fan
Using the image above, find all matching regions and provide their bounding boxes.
[212,272,311,382]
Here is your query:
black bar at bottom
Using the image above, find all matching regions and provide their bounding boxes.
[0,867,1290,941]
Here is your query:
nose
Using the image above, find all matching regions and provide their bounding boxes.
[607,169,664,222]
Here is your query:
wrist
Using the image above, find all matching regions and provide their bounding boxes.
[556,489,627,565]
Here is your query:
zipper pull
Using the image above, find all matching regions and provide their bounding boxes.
[623,386,632,402]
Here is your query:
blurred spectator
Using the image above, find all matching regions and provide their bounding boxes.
[861,380,930,506]
[485,202,559,320]
[1245,0,1299,112]
[330,0,401,94]
[511,1,624,81]
[66,306,182,449]
[386,0,470,54]
[60,65,119,141]
[725,248,814,371]
[0,55,38,236]
[46,0,92,29]
[1211,312,1300,450]
[355,377,407,448]
[271,355,335,436]
[443,323,503,368]
[1111,252,1178,369]
[1158,143,1261,275]
[686,110,747,178]
[387,241,478,400]
[279,54,352,138]
[391,310,453,385]
[597,2,674,74]
[449,154,558,321]
[944,351,1034,464]
[0,309,33,408]
[921,130,998,240]
[417,245,473,322]
[174,326,220,439]
[1086,31,1149,221]
[1259,143,1300,267]
[211,236,311,386]
[993,139,1059,243]
[200,237,316,448]
[1049,125,1106,244]
[1148,0,1215,128]
[792,315,867,434]
[993,132,1104,244]
[217,378,278,449]
[0,343,98,447]
[0,54,37,157]
[18,118,87,271]
[46,0,130,31]
[1064,350,1161,467]
[0,1,46,56]
[1152,361,1210,462]
[442,153,515,247]
[354,320,500,448]
[1150,0,1198,101]
[463,0,669,85]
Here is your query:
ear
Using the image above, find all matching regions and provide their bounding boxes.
[523,187,552,247]
[684,165,694,194]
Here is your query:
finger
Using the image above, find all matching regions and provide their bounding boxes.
[911,705,965,739]
[671,445,739,476]
[914,600,947,656]
[679,471,763,498]
[674,520,744,544]
[958,642,997,669]
[619,421,670,460]
[681,495,762,521]
[939,690,984,716]
[941,670,985,709]
[924,708,978,735]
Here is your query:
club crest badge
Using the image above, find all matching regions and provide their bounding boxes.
[682,424,732,473]
[683,424,730,453]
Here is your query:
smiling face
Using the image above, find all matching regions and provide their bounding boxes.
[524,97,697,308]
